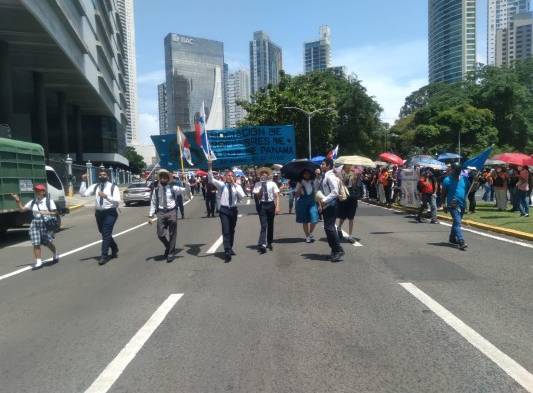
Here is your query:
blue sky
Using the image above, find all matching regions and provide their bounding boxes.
[135,0,488,144]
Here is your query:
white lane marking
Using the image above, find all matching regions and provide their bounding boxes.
[363,201,533,249]
[400,282,533,392]
[84,293,183,393]
[0,199,194,282]
[238,214,243,218]
[341,230,363,247]
[438,222,533,249]
[206,235,223,254]
[246,199,251,205]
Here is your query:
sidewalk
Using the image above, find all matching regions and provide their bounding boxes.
[66,194,93,211]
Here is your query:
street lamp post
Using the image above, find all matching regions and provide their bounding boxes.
[283,106,335,159]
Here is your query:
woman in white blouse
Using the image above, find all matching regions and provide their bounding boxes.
[295,169,320,243]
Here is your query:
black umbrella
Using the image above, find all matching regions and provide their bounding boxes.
[281,160,320,181]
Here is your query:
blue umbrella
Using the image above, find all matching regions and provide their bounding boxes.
[311,155,326,164]
[437,152,462,161]
[406,155,448,170]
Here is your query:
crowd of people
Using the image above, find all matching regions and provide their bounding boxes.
[9,156,532,268]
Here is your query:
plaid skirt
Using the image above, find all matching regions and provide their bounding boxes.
[29,218,54,246]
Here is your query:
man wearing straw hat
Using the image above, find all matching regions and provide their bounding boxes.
[148,169,187,262]
[253,167,280,254]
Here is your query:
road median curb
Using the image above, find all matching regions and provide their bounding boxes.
[363,200,533,242]
[68,204,85,211]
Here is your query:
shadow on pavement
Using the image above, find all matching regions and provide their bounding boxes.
[184,244,206,257]
[273,237,304,244]
[427,242,459,249]
[301,253,330,262]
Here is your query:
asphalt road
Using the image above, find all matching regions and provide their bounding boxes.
[0,195,532,393]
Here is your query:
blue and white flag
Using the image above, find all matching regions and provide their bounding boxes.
[462,146,493,171]
[195,102,217,161]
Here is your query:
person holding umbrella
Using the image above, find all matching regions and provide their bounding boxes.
[11,184,60,269]
[253,167,281,253]
[295,169,319,243]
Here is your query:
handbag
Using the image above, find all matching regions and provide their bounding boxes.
[34,198,59,232]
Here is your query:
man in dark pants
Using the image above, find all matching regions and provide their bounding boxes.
[84,169,121,265]
[205,180,217,217]
[317,159,344,262]
[149,169,187,262]
[253,167,280,253]
[173,175,186,219]
[208,160,245,262]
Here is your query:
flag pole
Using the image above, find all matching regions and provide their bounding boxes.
[177,126,185,175]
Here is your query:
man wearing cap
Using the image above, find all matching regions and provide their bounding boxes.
[149,169,187,262]
[253,167,280,254]
[208,160,246,262]
[84,169,121,265]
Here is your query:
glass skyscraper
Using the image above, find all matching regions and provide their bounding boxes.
[304,26,332,73]
[428,0,477,84]
[164,33,225,134]
[249,31,283,94]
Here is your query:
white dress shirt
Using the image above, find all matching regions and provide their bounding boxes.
[296,179,315,196]
[84,182,121,210]
[320,169,340,205]
[253,180,279,202]
[208,170,245,207]
[24,197,56,219]
[149,184,186,216]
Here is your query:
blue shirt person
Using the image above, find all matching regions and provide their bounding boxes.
[441,165,470,250]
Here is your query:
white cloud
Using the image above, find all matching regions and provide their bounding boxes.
[334,40,428,122]
[137,112,159,144]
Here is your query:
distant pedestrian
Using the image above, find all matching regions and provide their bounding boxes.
[205,179,218,217]
[84,169,121,265]
[481,168,492,202]
[493,167,508,211]
[148,169,187,262]
[442,164,469,251]
[253,167,281,254]
[79,173,88,196]
[208,160,245,262]
[173,175,186,219]
[11,184,59,269]
[317,159,345,262]
[517,165,530,217]
[295,169,319,243]
[416,169,438,224]
[337,165,361,242]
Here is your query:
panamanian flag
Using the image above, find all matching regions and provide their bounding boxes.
[177,126,193,166]
[327,145,339,160]
[194,101,217,161]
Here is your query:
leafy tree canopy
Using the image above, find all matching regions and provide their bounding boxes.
[124,146,146,174]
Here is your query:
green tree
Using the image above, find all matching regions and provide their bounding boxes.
[124,146,146,174]
[240,70,382,158]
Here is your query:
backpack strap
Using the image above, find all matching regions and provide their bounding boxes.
[46,193,51,211]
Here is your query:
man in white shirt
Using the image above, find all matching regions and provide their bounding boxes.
[84,168,121,265]
[148,169,187,262]
[317,159,345,262]
[208,160,246,262]
[253,167,280,253]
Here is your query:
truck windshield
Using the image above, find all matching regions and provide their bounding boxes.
[46,170,63,190]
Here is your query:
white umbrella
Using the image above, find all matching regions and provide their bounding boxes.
[335,155,375,167]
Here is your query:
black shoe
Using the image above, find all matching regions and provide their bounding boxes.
[52,255,60,264]
[166,253,175,263]
[331,252,344,263]
[98,256,110,265]
[449,237,458,245]
[458,241,468,251]
[230,249,236,256]
[267,244,273,251]
[258,245,267,254]
[224,252,232,263]
[111,247,119,259]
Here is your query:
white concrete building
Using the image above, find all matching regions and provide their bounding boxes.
[488,0,530,64]
[225,69,251,128]
[158,83,168,134]
[496,11,533,65]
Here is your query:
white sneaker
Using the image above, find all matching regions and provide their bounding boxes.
[34,260,43,269]
[305,236,312,243]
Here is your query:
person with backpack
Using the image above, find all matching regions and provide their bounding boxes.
[416,168,439,224]
[148,169,187,262]
[84,168,121,265]
[336,165,361,243]
[11,184,60,269]
[442,164,469,251]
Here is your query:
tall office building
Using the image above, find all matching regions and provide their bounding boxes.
[164,33,225,134]
[428,0,477,84]
[158,83,168,134]
[496,11,533,65]
[0,0,131,165]
[118,0,138,145]
[225,69,251,128]
[488,0,530,64]
[249,31,283,94]
[304,26,332,73]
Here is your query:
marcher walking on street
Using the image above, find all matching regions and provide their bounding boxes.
[416,169,438,224]
[84,169,121,265]
[173,174,186,219]
[11,184,59,269]
[442,164,469,251]
[317,159,345,262]
[336,165,361,242]
[253,167,281,254]
[295,169,319,243]
[517,165,530,217]
[148,169,187,262]
[205,179,218,217]
[208,160,245,262]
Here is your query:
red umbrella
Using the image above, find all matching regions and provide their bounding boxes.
[378,152,404,166]
[196,169,208,177]
[492,152,533,166]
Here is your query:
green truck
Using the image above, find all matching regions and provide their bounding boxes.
[0,137,67,234]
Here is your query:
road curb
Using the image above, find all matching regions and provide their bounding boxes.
[68,204,85,211]
[364,200,533,242]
